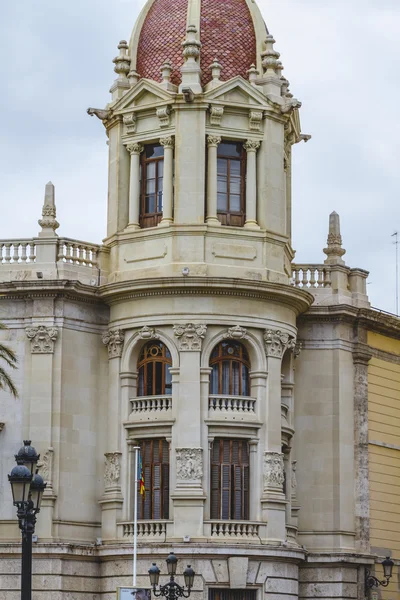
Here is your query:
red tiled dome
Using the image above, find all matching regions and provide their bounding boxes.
[135,0,257,87]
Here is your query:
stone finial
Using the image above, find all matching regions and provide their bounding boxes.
[113,40,131,81]
[161,60,173,84]
[180,25,202,94]
[261,34,280,76]
[128,69,140,86]
[247,64,259,85]
[38,182,59,237]
[323,211,346,265]
[210,59,222,82]
[275,60,284,79]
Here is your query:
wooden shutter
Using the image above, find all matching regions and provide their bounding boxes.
[137,439,170,520]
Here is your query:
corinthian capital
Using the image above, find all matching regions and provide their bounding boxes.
[126,143,144,155]
[26,326,59,354]
[264,329,296,359]
[244,140,261,153]
[173,323,207,351]
[207,135,221,148]
[160,136,174,149]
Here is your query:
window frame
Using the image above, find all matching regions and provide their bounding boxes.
[140,144,164,228]
[137,341,172,397]
[216,142,246,227]
[137,438,170,520]
[210,438,250,521]
[209,341,251,397]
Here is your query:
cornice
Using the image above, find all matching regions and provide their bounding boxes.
[98,276,313,314]
[0,280,102,306]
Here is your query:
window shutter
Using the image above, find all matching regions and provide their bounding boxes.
[221,464,231,519]
[153,464,161,519]
[243,464,250,520]
[162,463,170,519]
[210,463,220,519]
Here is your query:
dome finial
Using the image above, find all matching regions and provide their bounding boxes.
[111,40,131,100]
[38,182,59,238]
[247,64,259,86]
[205,59,223,91]
[261,34,280,76]
[323,211,346,265]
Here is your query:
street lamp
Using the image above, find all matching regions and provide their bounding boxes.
[366,557,394,589]
[8,441,46,600]
[148,552,195,600]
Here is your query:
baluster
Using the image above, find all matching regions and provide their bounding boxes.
[12,244,20,263]
[293,268,300,287]
[73,244,80,263]
[316,267,324,287]
[4,243,11,263]
[57,241,64,263]
[301,269,308,287]
[78,245,84,265]
[65,243,73,262]
[309,268,316,287]
[20,243,28,263]
[324,268,332,288]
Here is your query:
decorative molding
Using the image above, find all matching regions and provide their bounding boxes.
[210,106,224,126]
[294,341,303,359]
[26,326,59,354]
[126,143,144,156]
[176,448,203,481]
[104,452,122,489]
[139,326,160,340]
[264,329,296,359]
[123,113,137,133]
[38,447,54,485]
[249,110,263,131]
[157,106,171,128]
[223,325,247,340]
[102,329,125,359]
[291,460,297,496]
[244,140,261,153]
[207,135,221,148]
[263,452,285,489]
[173,323,207,351]
[159,135,174,149]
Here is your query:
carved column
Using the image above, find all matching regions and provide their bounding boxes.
[126,143,143,229]
[160,136,174,225]
[172,324,207,538]
[261,328,296,541]
[244,140,261,229]
[100,328,125,541]
[25,324,59,540]
[206,136,221,225]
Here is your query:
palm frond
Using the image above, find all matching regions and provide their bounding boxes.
[0,343,18,367]
[0,366,19,398]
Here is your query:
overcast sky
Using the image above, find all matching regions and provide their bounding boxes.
[1,0,399,314]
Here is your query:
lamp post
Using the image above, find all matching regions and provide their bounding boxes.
[366,557,394,590]
[148,552,195,600]
[8,441,46,600]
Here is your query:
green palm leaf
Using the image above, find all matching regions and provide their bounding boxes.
[0,322,18,398]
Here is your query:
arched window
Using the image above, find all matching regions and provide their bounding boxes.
[138,341,172,397]
[209,341,250,396]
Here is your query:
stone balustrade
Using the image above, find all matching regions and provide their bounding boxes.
[209,395,256,413]
[0,240,36,264]
[207,521,261,538]
[121,521,169,538]
[131,396,172,413]
[292,264,332,288]
[57,238,100,267]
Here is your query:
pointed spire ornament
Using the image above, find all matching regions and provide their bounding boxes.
[180,25,202,94]
[210,59,222,82]
[161,60,173,84]
[110,40,131,100]
[261,34,280,76]
[323,211,346,265]
[38,182,59,237]
[247,64,259,85]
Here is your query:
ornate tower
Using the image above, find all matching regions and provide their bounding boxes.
[87,0,314,592]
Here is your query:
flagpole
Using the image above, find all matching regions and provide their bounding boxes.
[133,445,140,588]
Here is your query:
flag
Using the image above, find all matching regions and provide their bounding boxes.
[138,451,145,496]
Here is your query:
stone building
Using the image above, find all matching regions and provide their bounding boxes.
[0,0,399,599]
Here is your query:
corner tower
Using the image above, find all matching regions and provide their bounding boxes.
[88,0,313,595]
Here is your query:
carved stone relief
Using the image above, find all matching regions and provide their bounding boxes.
[291,460,297,496]
[176,448,203,481]
[223,325,247,340]
[102,329,125,359]
[264,329,296,359]
[263,452,285,489]
[173,323,207,351]
[38,447,54,487]
[123,113,137,133]
[139,326,160,340]
[156,106,171,128]
[26,326,59,354]
[104,452,122,489]
[209,106,224,126]
[249,110,263,131]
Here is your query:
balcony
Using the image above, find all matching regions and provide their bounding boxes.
[205,520,264,541]
[120,520,170,539]
[207,395,259,425]
[128,395,173,423]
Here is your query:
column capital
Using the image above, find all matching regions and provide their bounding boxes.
[207,135,222,148]
[126,142,144,155]
[173,323,207,351]
[244,140,261,153]
[160,135,174,149]
[26,325,59,354]
[264,328,296,359]
[102,328,125,359]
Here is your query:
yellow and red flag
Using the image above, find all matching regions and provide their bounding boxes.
[138,452,145,496]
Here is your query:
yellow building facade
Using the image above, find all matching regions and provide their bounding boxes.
[369,327,400,599]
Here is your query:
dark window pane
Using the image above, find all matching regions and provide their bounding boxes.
[230,160,241,176]
[165,365,172,395]
[145,144,164,159]
[230,195,241,212]
[217,192,228,211]
[218,142,242,158]
[146,195,155,214]
[229,179,241,196]
[146,363,153,396]
[217,158,228,174]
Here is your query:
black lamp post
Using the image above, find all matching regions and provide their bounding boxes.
[366,557,394,589]
[148,552,195,600]
[8,441,46,600]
